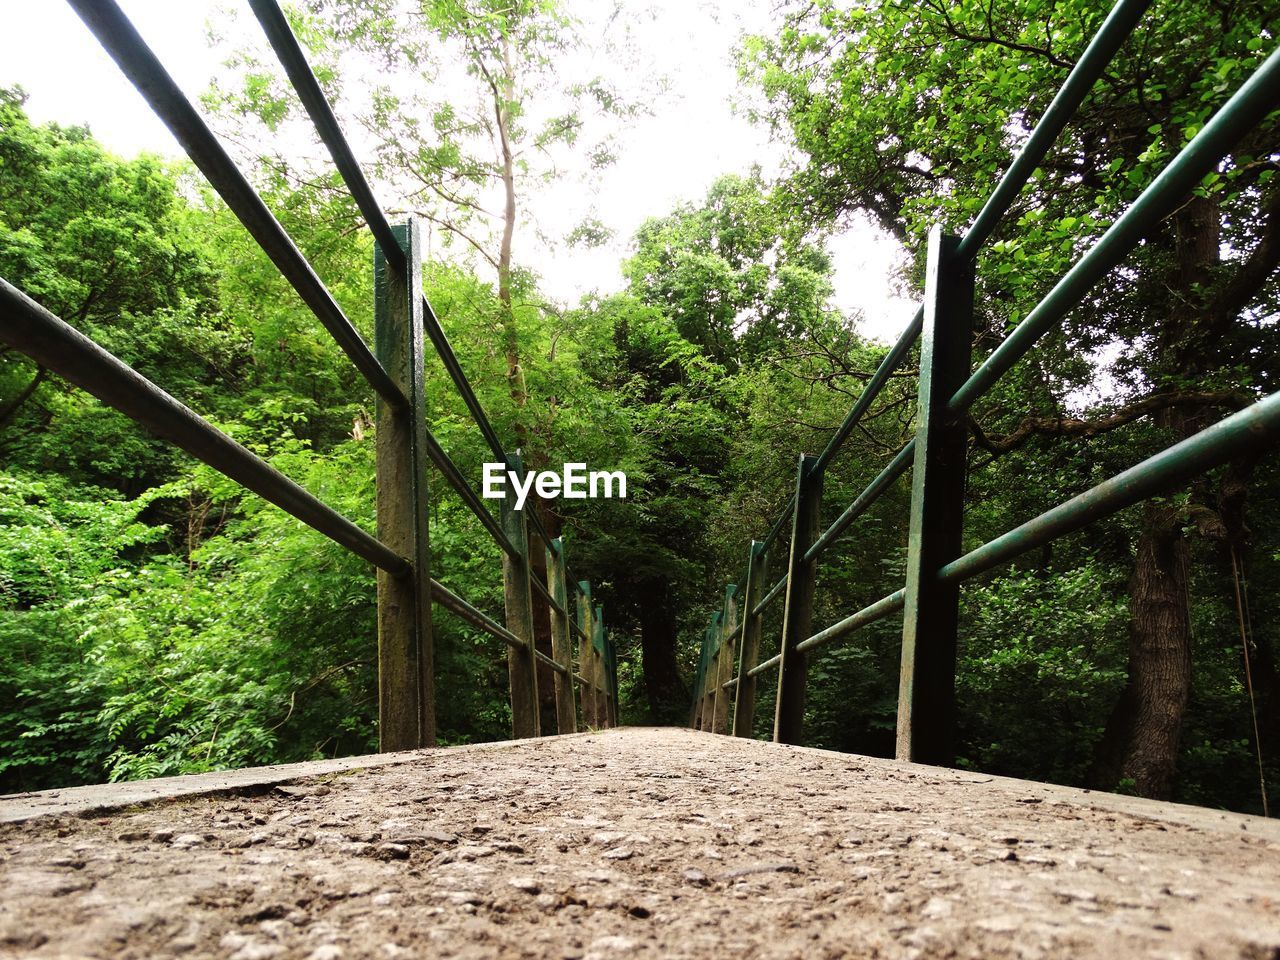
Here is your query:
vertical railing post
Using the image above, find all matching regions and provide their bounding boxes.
[545,538,577,734]
[373,219,433,750]
[897,227,974,765]
[733,541,769,737]
[690,626,709,729]
[577,582,598,728]
[700,613,722,731]
[774,453,822,744]
[592,603,609,727]
[711,584,739,734]
[501,451,540,739]
[604,628,619,727]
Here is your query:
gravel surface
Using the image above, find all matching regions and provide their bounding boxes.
[1,727,1278,959]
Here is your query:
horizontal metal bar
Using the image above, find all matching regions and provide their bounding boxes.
[0,277,408,576]
[810,307,924,476]
[420,430,516,557]
[535,648,569,678]
[940,390,1280,585]
[431,577,567,677]
[751,574,789,619]
[247,0,404,274]
[949,46,1280,416]
[530,573,570,620]
[795,589,907,654]
[432,571,571,680]
[429,576,521,648]
[748,652,780,678]
[65,0,406,411]
[422,296,507,461]
[721,675,738,692]
[805,440,915,563]
[954,0,1153,259]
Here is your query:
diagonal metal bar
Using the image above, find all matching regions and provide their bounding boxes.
[759,494,796,553]
[751,574,789,619]
[429,577,568,677]
[949,46,1280,416]
[247,0,404,274]
[65,0,406,411]
[806,439,916,563]
[940,391,1280,586]
[798,590,907,655]
[810,309,924,477]
[1,277,408,576]
[420,430,516,557]
[954,0,1154,259]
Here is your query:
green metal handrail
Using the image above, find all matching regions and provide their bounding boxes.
[693,2,1279,766]
[2,0,616,752]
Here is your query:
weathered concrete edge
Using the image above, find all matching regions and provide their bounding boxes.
[0,731,600,824]
[679,728,1280,843]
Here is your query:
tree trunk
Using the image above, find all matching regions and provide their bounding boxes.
[1094,502,1192,798]
[1093,194,1225,798]
[635,576,686,721]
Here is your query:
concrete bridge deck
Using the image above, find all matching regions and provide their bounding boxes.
[1,727,1277,959]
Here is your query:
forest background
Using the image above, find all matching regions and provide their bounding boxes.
[1,0,1278,815]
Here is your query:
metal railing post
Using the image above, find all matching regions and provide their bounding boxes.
[501,451,540,738]
[545,538,577,734]
[897,227,974,764]
[373,220,433,750]
[711,584,739,734]
[733,542,769,737]
[577,582,599,728]
[774,454,822,744]
[592,604,609,727]
[604,628,619,727]
[700,613,722,731]
[690,625,709,729]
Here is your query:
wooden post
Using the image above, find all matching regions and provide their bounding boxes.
[691,624,711,727]
[690,626,709,729]
[774,453,822,744]
[700,613,721,732]
[501,451,540,739]
[373,220,433,750]
[604,629,619,727]
[592,604,609,727]
[545,538,577,734]
[576,582,598,728]
[711,584,738,734]
[733,541,769,737]
[897,227,974,765]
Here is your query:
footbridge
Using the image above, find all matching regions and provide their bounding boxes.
[2,1,1280,957]
[3,728,1279,959]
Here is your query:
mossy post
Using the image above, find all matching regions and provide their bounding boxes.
[501,451,540,739]
[897,228,973,765]
[545,539,577,734]
[774,454,822,744]
[733,542,769,737]
[373,219,433,750]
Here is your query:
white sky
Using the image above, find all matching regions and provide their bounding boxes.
[1,0,917,343]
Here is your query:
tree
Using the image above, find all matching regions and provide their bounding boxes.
[743,0,1280,797]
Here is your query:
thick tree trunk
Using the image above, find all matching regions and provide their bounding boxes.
[635,576,686,721]
[1093,194,1224,798]
[1094,503,1192,798]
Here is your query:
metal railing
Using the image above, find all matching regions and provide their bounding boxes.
[691,0,1280,764]
[0,0,620,751]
